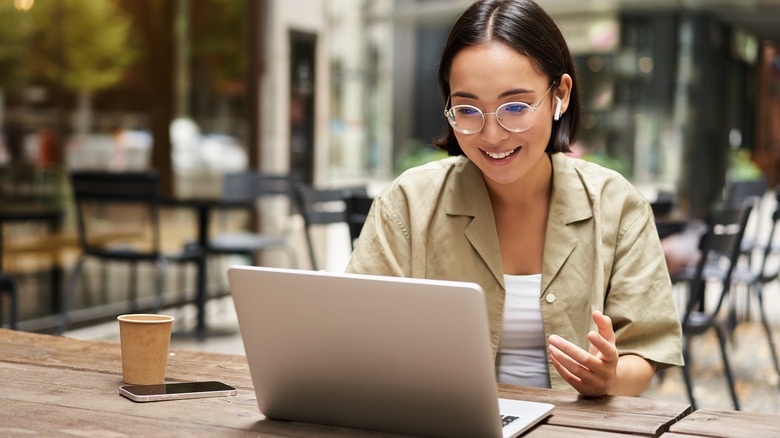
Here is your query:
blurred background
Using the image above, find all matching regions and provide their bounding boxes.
[2,0,780,413]
[2,0,778,206]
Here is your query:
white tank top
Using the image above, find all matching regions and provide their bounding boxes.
[495,273,551,388]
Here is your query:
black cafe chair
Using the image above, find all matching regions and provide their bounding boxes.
[728,186,780,379]
[672,204,752,411]
[724,178,768,263]
[207,171,299,267]
[0,273,18,329]
[292,183,368,271]
[59,171,204,334]
[344,192,374,249]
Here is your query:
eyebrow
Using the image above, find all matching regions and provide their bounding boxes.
[451,88,535,100]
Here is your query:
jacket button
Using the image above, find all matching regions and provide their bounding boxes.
[545,293,556,303]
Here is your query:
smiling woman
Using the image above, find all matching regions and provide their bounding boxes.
[346,0,683,399]
[445,42,566,189]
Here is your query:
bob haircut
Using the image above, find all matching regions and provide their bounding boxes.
[433,0,580,155]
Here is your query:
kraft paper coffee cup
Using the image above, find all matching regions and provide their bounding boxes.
[117,314,175,385]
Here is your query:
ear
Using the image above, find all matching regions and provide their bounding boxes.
[552,73,573,120]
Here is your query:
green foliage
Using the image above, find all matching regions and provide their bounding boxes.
[0,2,35,88]
[580,152,629,177]
[394,139,448,175]
[10,0,138,92]
[729,149,764,182]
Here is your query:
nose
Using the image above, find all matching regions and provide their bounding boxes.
[480,112,509,143]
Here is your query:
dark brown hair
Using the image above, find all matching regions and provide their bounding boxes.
[434,0,580,155]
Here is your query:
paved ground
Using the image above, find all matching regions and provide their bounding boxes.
[642,319,780,414]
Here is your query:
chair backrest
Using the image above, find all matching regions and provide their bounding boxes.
[70,171,161,256]
[344,192,374,249]
[725,179,767,245]
[219,171,298,239]
[754,186,780,281]
[650,190,675,218]
[1,164,65,207]
[220,172,294,201]
[725,179,767,206]
[292,183,368,270]
[683,204,752,325]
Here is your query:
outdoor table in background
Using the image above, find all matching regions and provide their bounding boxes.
[161,197,254,339]
[0,329,695,437]
[0,205,65,313]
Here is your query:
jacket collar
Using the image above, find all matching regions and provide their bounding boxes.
[444,154,593,291]
[543,153,593,293]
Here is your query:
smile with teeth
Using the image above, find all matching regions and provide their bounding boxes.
[483,147,519,159]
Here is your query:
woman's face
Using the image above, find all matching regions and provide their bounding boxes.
[448,42,558,187]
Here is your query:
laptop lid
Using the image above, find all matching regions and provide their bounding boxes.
[228,266,553,438]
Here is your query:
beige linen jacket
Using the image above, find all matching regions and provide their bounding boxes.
[346,153,684,390]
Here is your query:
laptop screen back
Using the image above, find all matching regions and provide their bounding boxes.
[228,266,509,438]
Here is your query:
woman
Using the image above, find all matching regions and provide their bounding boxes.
[346,0,683,397]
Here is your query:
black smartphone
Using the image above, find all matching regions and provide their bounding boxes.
[119,381,237,402]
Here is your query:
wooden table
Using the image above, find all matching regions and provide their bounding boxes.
[662,409,780,437]
[0,329,692,437]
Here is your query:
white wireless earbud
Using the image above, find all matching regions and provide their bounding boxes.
[554,96,562,121]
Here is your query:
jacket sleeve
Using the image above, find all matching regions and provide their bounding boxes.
[345,194,412,278]
[607,199,684,370]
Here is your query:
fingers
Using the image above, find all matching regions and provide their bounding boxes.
[549,333,615,375]
[592,310,616,344]
[549,348,585,389]
[548,317,620,397]
[588,311,617,357]
[549,334,592,367]
[548,335,607,395]
[588,330,619,362]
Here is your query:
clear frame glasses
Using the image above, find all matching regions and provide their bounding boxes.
[444,82,556,135]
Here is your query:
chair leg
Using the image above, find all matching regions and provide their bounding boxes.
[170,260,188,326]
[92,260,107,306]
[177,261,188,306]
[754,283,780,378]
[129,261,138,313]
[726,287,740,342]
[714,324,741,410]
[59,256,85,335]
[681,337,698,411]
[0,275,19,330]
[155,257,169,313]
[304,229,318,271]
[74,260,97,308]
[9,278,17,330]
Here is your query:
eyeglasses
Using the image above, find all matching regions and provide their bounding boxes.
[443,82,556,135]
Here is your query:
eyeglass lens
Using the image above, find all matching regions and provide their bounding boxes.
[448,102,535,134]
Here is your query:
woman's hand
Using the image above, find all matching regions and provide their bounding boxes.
[547,311,655,396]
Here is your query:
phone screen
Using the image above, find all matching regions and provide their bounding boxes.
[119,381,237,402]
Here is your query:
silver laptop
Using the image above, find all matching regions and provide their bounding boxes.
[228,266,554,438]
